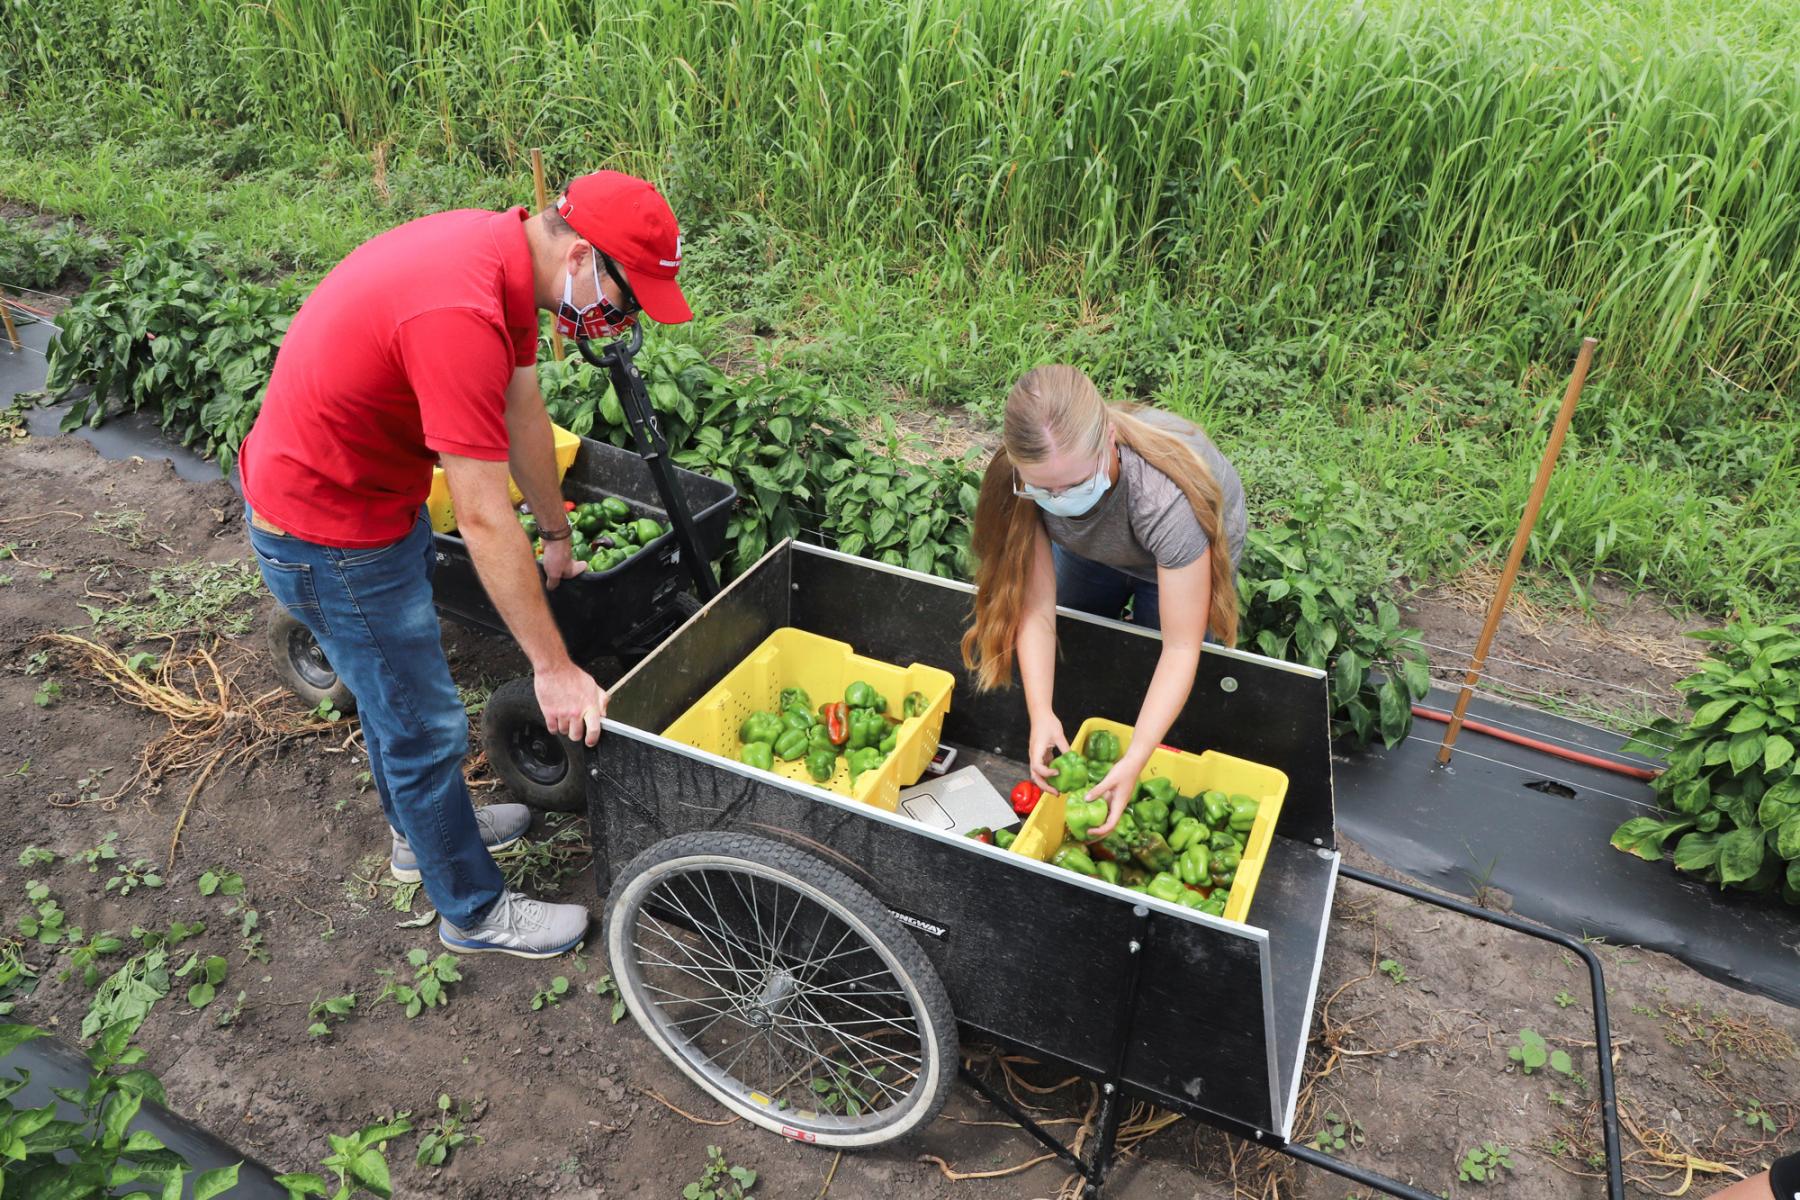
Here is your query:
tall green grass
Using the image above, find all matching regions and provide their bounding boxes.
[7,0,1798,392]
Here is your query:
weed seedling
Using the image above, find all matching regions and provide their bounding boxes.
[416,1093,482,1168]
[83,945,172,1039]
[312,697,343,723]
[1378,958,1411,984]
[590,973,628,1024]
[810,1063,882,1118]
[307,991,357,1037]
[59,930,126,987]
[1457,1142,1513,1184]
[134,919,206,949]
[106,857,164,896]
[77,832,120,873]
[1555,989,1576,1008]
[1736,1098,1776,1134]
[17,845,55,868]
[1508,1028,1571,1076]
[18,881,74,946]
[198,867,245,897]
[530,975,570,1011]
[33,678,62,707]
[276,1113,414,1199]
[178,953,229,1008]
[683,1144,757,1199]
[374,948,460,1018]
[1312,1110,1366,1155]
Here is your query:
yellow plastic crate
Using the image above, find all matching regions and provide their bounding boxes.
[661,628,955,812]
[1011,717,1288,924]
[426,423,582,533]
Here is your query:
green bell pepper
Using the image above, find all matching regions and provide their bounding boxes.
[1048,752,1089,793]
[1062,792,1108,841]
[1098,809,1140,858]
[993,828,1016,851]
[1177,888,1210,910]
[1168,816,1206,853]
[600,497,632,524]
[844,681,879,710]
[1173,791,1204,820]
[1134,777,1177,805]
[1131,832,1176,873]
[902,691,928,718]
[1083,728,1121,766]
[1119,865,1150,887]
[804,748,837,782]
[1095,860,1122,886]
[1200,895,1227,917]
[773,728,809,761]
[1208,829,1238,853]
[779,687,812,712]
[1051,844,1099,877]
[1128,795,1171,835]
[846,746,884,780]
[1201,790,1231,829]
[780,707,814,733]
[739,711,784,745]
[878,730,898,755]
[1228,794,1260,833]
[740,742,774,771]
[1146,872,1186,904]
[1212,869,1236,889]
[807,726,836,755]
[1176,844,1211,887]
[633,518,663,545]
[519,513,539,540]
[847,708,886,751]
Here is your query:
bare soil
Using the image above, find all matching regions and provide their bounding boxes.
[1,437,1793,1199]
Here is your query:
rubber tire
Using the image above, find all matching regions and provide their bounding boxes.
[481,676,585,813]
[604,831,958,1148]
[266,609,357,715]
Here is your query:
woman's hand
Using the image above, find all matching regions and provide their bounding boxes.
[1084,752,1145,839]
[1028,714,1070,791]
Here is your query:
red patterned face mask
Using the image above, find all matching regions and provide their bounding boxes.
[554,250,638,340]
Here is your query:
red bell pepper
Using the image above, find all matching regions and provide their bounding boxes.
[818,702,849,747]
[1010,780,1043,817]
[563,500,577,512]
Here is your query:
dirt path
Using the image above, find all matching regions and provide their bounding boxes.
[1,437,1792,1199]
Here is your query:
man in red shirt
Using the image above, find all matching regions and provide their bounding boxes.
[240,171,691,958]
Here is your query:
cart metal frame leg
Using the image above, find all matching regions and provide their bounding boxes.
[964,866,1626,1200]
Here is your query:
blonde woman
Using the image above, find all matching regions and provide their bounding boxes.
[961,365,1247,839]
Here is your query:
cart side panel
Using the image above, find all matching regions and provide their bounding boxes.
[590,730,1281,1134]
[787,546,1335,848]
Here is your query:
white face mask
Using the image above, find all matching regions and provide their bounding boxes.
[1017,442,1113,518]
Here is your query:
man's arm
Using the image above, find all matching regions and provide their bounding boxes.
[441,453,606,744]
[502,365,583,588]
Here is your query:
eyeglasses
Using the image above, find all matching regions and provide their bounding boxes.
[1010,439,1110,500]
[597,250,642,317]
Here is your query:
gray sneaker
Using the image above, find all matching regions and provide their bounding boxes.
[390,803,532,882]
[438,890,590,959]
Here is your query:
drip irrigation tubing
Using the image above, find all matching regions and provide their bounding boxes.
[1412,704,1661,781]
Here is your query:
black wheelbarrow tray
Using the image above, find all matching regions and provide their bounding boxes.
[582,540,1627,1198]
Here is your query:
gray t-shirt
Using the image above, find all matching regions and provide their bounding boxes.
[1042,410,1247,584]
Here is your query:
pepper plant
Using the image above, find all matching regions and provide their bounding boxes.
[1611,616,1800,904]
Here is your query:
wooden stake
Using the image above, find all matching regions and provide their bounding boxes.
[0,291,21,352]
[532,148,565,363]
[1437,337,1599,765]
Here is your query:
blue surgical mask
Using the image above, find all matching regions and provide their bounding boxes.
[1019,458,1112,518]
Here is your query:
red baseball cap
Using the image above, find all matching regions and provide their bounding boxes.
[555,170,692,324]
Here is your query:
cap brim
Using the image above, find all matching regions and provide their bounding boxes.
[633,274,692,324]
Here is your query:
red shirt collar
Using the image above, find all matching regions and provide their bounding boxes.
[490,207,536,337]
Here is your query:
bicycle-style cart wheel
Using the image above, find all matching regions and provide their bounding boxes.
[604,832,957,1148]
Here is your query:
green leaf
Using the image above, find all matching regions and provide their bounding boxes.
[1728,732,1766,774]
[1764,735,1795,774]
[273,1171,330,1197]
[188,981,216,1008]
[1669,778,1710,815]
[1610,817,1692,862]
[194,1164,242,1200]
[1775,815,1800,861]
[1717,827,1766,885]
[350,1146,392,1196]
[1401,654,1430,700]
[1548,1049,1573,1074]
[1376,678,1409,748]
[1690,697,1738,727]
[1673,832,1723,873]
[0,1024,48,1058]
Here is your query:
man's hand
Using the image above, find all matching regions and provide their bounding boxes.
[536,661,608,747]
[540,538,585,589]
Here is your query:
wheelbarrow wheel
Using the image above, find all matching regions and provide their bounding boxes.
[605,832,957,1149]
[481,677,584,812]
[266,609,356,715]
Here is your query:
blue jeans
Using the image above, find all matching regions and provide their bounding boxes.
[1053,545,1161,630]
[248,508,504,927]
